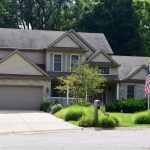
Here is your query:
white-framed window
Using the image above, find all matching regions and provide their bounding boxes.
[53,54,62,72]
[127,85,135,98]
[70,54,79,72]
[99,67,110,75]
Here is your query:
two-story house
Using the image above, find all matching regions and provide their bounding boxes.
[0,28,149,110]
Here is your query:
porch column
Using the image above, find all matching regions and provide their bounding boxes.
[116,83,120,100]
[66,83,69,105]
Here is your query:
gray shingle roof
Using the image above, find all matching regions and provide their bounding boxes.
[78,32,113,54]
[0,28,113,54]
[112,55,150,80]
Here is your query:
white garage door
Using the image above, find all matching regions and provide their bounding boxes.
[0,86,43,110]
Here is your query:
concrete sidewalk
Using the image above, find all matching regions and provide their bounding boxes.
[0,110,80,134]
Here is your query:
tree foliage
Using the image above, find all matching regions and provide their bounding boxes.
[17,0,72,30]
[0,0,18,28]
[0,0,149,56]
[134,0,150,56]
[56,63,106,102]
[75,0,144,56]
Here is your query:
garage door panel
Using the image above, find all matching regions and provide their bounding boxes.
[0,86,43,110]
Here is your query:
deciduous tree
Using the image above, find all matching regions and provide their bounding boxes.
[56,64,106,102]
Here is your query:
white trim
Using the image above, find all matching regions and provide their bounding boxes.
[70,54,80,72]
[99,66,110,75]
[53,53,63,72]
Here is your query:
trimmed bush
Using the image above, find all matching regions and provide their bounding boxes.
[40,101,50,112]
[135,112,150,124]
[98,116,119,128]
[106,99,147,113]
[78,115,94,127]
[51,104,63,114]
[47,105,51,112]
[64,107,86,121]
[76,101,91,107]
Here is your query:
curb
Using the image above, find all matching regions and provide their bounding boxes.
[0,127,83,135]
[83,126,150,131]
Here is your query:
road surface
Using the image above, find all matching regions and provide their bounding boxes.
[0,128,149,150]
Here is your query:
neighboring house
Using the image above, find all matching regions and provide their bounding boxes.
[0,28,149,110]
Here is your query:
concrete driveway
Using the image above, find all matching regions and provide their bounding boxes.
[0,110,80,134]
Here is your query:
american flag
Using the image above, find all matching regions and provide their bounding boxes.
[145,64,150,94]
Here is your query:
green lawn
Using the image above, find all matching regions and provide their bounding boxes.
[55,105,150,127]
[109,113,136,126]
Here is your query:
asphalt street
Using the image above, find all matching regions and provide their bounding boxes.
[0,129,150,150]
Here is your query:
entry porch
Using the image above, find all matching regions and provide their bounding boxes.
[49,79,120,105]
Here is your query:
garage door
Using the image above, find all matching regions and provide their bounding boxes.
[0,86,43,110]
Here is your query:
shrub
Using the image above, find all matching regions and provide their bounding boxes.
[106,99,147,113]
[40,101,50,112]
[47,105,51,112]
[76,101,91,107]
[78,115,94,127]
[98,116,119,128]
[135,112,150,124]
[64,107,85,121]
[51,104,63,114]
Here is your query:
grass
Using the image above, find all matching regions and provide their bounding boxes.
[109,113,136,126]
[55,105,93,125]
[55,105,93,119]
[55,105,150,127]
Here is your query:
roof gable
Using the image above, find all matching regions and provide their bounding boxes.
[0,50,48,76]
[87,49,118,65]
[48,30,88,51]
[112,55,150,80]
[126,65,147,80]
[53,36,80,48]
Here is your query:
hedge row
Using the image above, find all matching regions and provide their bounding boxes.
[106,99,147,113]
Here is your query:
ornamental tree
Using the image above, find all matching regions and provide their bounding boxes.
[56,63,106,102]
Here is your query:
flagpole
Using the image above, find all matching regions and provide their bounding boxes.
[146,61,150,110]
[148,93,150,111]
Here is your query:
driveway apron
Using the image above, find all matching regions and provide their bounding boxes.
[0,110,80,134]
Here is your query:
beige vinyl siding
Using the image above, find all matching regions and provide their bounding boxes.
[62,54,66,72]
[110,67,118,75]
[70,32,93,57]
[54,36,80,48]
[0,53,43,75]
[49,53,53,71]
[23,51,45,64]
[130,68,147,80]
[0,50,45,64]
[91,53,111,62]
[46,51,50,71]
[48,52,82,72]
[67,54,70,72]
[63,53,68,72]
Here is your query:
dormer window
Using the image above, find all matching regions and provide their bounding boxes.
[70,55,79,72]
[99,67,109,75]
[53,54,62,72]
